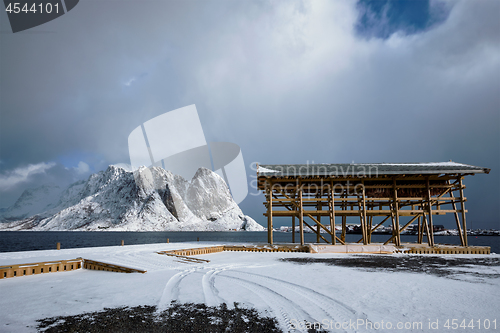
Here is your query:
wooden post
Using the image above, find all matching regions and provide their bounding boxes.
[426,178,435,247]
[341,192,346,242]
[417,214,422,244]
[121,240,124,246]
[267,180,273,245]
[167,238,169,243]
[414,204,422,244]
[449,179,465,246]
[56,242,60,250]
[357,198,365,244]
[356,216,390,243]
[329,183,336,245]
[368,211,373,243]
[384,215,420,245]
[197,237,199,242]
[361,183,368,245]
[390,209,396,244]
[316,191,321,243]
[292,191,296,243]
[299,181,304,246]
[421,205,432,246]
[393,179,401,246]
[459,176,468,247]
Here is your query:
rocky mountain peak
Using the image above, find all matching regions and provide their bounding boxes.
[0,165,263,232]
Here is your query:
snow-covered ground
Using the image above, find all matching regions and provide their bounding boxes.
[1,242,499,332]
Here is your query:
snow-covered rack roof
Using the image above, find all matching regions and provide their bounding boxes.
[257,162,490,178]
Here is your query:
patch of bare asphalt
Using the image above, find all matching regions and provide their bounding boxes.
[280,256,500,281]
[36,302,295,333]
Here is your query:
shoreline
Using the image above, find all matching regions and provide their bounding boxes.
[1,242,499,333]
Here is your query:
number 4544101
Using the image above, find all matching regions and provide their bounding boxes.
[5,2,60,14]
[444,319,497,330]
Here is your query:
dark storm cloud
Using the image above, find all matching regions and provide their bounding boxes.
[0,161,92,207]
[0,0,498,228]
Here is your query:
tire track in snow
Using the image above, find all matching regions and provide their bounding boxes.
[157,267,200,313]
[158,264,227,313]
[231,270,366,324]
[202,269,225,306]
[218,273,316,333]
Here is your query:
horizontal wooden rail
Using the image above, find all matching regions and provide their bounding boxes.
[0,258,82,279]
[83,259,146,273]
[404,246,490,254]
[157,246,224,257]
[264,209,465,216]
[224,245,310,253]
[1,258,146,279]
[265,197,464,202]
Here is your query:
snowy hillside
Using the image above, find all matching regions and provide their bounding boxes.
[0,166,263,231]
[0,184,64,221]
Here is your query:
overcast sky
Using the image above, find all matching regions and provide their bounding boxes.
[0,0,499,229]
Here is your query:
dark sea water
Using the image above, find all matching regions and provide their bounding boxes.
[0,231,498,253]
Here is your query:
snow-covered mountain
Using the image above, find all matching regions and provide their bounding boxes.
[0,184,64,221]
[0,166,263,231]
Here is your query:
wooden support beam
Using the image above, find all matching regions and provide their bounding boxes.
[419,210,424,245]
[383,215,420,245]
[264,209,464,217]
[257,183,457,191]
[329,183,336,245]
[459,176,468,247]
[357,198,366,245]
[421,207,432,246]
[316,192,321,243]
[299,181,304,246]
[302,220,331,244]
[448,180,465,246]
[304,212,332,235]
[356,216,390,243]
[362,183,368,245]
[390,209,396,245]
[304,211,345,244]
[341,193,346,242]
[267,180,273,245]
[393,178,401,246]
[368,210,373,243]
[417,213,422,244]
[264,196,461,203]
[426,178,435,247]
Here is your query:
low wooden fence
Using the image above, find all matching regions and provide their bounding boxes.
[157,246,225,256]
[223,245,309,253]
[0,258,146,280]
[83,259,146,273]
[405,246,490,254]
[0,258,82,279]
[158,243,492,258]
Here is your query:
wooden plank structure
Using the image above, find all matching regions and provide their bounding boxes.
[257,162,490,247]
[0,258,82,279]
[82,259,146,273]
[157,246,225,256]
[1,258,146,279]
[156,244,490,256]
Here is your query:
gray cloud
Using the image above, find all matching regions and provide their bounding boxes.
[0,0,498,228]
